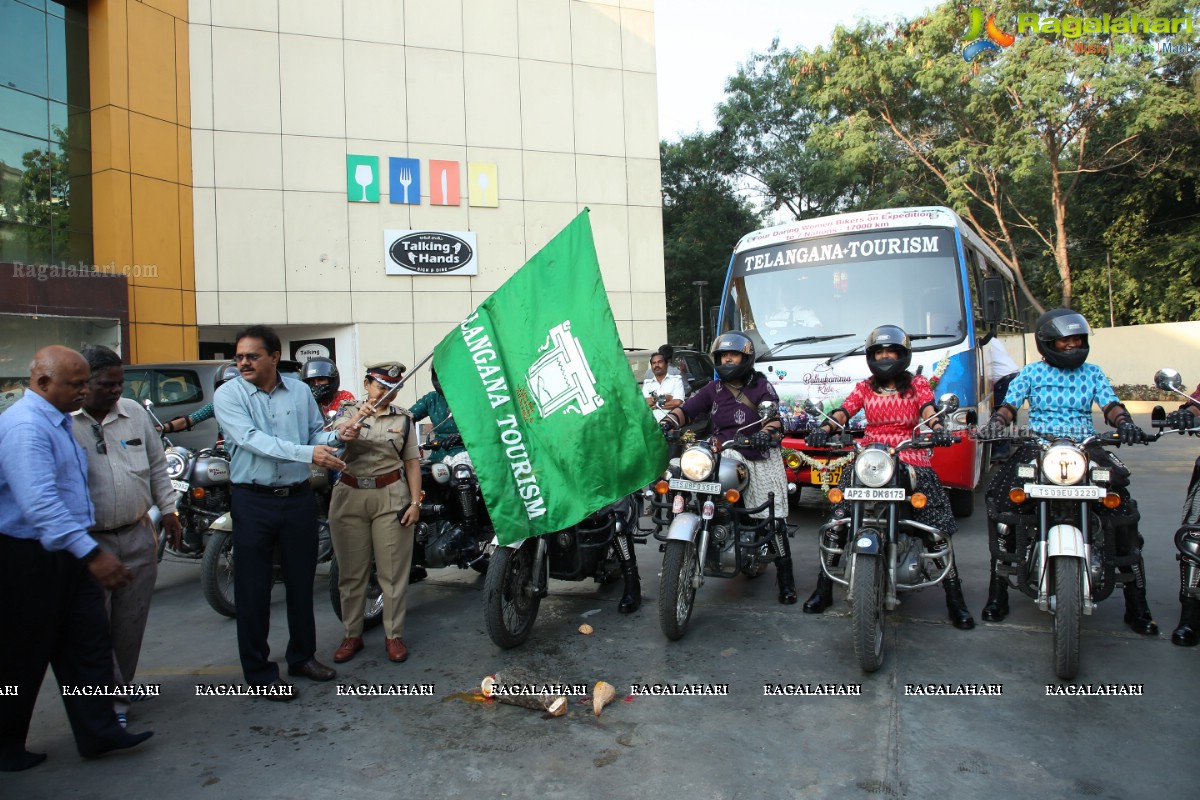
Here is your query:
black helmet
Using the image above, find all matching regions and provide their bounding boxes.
[865,325,912,381]
[301,357,340,404]
[710,331,755,383]
[214,361,240,390]
[1035,308,1090,370]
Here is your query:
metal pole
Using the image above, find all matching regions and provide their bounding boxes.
[693,280,707,350]
[1106,252,1115,327]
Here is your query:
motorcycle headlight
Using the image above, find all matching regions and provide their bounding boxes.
[1042,444,1088,486]
[680,446,716,482]
[854,448,894,488]
[164,448,188,480]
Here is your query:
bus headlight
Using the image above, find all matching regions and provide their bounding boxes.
[1042,445,1087,486]
[854,449,894,488]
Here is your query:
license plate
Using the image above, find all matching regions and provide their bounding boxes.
[843,487,906,501]
[1024,484,1105,500]
[669,478,721,495]
[171,479,189,493]
[809,462,843,485]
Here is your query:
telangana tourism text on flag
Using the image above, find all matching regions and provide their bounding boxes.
[433,210,667,545]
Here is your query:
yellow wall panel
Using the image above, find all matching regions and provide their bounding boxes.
[87,0,129,110]
[127,0,177,122]
[175,18,191,128]
[144,0,188,19]
[132,323,184,363]
[91,170,134,273]
[88,105,129,173]
[178,186,194,291]
[182,291,197,326]
[132,286,184,325]
[129,112,178,182]
[176,126,192,186]
[130,175,181,287]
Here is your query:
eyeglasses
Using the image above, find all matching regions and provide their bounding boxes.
[91,422,107,455]
[233,353,264,363]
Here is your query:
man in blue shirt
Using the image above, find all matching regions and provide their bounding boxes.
[214,326,358,697]
[977,309,1156,635]
[0,345,153,771]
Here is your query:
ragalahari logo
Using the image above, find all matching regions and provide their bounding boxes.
[963,7,1016,61]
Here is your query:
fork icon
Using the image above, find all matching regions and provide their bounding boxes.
[397,167,412,204]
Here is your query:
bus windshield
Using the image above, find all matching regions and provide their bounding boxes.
[726,227,966,359]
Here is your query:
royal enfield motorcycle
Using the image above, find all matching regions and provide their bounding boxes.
[327,435,493,630]
[650,401,792,641]
[982,419,1161,679]
[810,396,965,672]
[483,494,640,649]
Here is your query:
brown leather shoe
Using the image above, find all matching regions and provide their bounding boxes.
[385,637,408,663]
[287,657,337,682]
[333,637,364,663]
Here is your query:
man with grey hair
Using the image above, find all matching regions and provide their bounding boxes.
[0,345,152,771]
[73,346,181,729]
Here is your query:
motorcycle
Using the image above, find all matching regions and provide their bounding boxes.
[483,494,640,649]
[808,396,966,672]
[981,415,1162,679]
[200,464,334,618]
[1151,368,1200,645]
[143,399,232,564]
[649,401,789,641]
[327,435,493,630]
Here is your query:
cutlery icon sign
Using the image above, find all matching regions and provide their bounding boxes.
[397,167,412,203]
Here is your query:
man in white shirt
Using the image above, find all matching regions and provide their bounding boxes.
[642,352,687,423]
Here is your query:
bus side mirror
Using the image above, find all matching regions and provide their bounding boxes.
[981,276,1005,326]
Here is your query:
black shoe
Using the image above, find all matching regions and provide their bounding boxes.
[287,657,337,681]
[1172,596,1200,646]
[618,569,642,614]
[944,576,975,630]
[78,730,153,760]
[1123,609,1159,636]
[259,679,297,702]
[776,557,797,604]
[803,573,833,613]
[409,566,428,584]
[981,575,1009,622]
[0,749,47,772]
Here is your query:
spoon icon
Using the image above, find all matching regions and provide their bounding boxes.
[477,171,490,205]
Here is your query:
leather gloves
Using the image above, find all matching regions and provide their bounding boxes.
[1117,421,1148,445]
[748,430,775,450]
[805,427,830,448]
[929,427,954,447]
[976,414,1008,440]
[1166,409,1198,431]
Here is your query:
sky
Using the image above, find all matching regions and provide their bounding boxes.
[655,0,939,140]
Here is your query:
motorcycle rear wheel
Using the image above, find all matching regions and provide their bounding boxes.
[327,555,384,630]
[852,555,885,672]
[658,540,698,641]
[1052,557,1082,680]
[483,541,540,649]
[201,530,237,618]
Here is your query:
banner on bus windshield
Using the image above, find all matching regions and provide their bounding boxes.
[733,229,955,277]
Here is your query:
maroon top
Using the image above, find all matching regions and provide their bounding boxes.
[679,373,780,461]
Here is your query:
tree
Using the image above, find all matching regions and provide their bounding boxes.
[660,134,762,346]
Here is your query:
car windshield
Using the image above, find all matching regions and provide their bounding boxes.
[725,228,965,359]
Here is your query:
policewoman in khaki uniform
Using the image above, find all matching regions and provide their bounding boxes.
[328,362,422,664]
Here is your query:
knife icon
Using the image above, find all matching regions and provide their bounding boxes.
[440,169,448,205]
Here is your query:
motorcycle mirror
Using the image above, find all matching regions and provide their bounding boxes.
[803,399,821,417]
[143,399,154,409]
[1155,368,1183,393]
[756,401,779,420]
[937,393,960,414]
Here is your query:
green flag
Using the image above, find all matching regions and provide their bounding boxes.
[433,210,667,545]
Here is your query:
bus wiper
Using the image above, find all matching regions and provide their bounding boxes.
[910,334,958,340]
[761,334,854,360]
[823,342,864,367]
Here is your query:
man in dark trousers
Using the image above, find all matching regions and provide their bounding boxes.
[214,326,359,698]
[0,345,153,771]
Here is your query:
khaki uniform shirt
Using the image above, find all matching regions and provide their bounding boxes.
[334,401,420,508]
[72,397,177,529]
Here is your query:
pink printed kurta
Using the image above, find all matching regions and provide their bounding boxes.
[841,375,934,467]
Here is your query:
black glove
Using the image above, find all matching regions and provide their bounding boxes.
[1166,409,1198,431]
[1117,421,1148,445]
[929,427,954,447]
[748,430,775,450]
[805,427,830,448]
[443,434,463,449]
[975,414,1008,440]
[659,416,678,434]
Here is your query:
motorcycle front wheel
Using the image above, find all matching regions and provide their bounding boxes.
[200,530,237,618]
[327,555,384,630]
[658,540,698,641]
[852,555,885,672]
[1052,557,1082,680]
[483,540,540,649]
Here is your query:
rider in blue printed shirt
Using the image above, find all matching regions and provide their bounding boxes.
[976,309,1157,635]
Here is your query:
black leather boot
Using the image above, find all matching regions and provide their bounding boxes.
[1172,595,1200,646]
[776,557,797,604]
[1121,558,1158,636]
[943,568,975,630]
[981,569,1009,622]
[803,573,833,613]
[615,533,641,614]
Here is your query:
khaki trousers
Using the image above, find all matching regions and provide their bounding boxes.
[94,515,157,715]
[329,483,413,640]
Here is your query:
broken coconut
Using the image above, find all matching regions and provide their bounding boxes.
[578,624,594,635]
[480,672,568,717]
[592,681,618,716]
